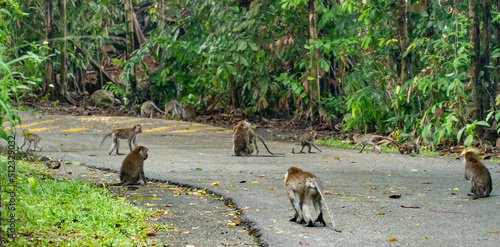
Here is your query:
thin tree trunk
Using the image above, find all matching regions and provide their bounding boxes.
[396,0,409,84]
[44,0,54,95]
[308,0,320,114]
[482,0,491,114]
[494,0,500,109]
[125,0,137,96]
[60,0,68,99]
[469,0,482,120]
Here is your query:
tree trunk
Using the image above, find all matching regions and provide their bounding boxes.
[492,0,500,111]
[43,0,55,95]
[59,0,68,99]
[396,0,409,84]
[482,0,492,114]
[469,0,482,121]
[125,0,137,96]
[308,0,320,115]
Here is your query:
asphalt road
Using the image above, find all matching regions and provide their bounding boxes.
[4,112,500,246]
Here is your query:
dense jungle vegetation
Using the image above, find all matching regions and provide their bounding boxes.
[1,0,500,147]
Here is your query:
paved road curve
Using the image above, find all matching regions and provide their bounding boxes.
[5,112,500,246]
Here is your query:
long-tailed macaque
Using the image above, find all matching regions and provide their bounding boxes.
[20,129,42,152]
[140,101,165,118]
[164,99,184,120]
[91,125,142,156]
[116,146,149,186]
[233,120,252,156]
[352,133,394,153]
[462,150,492,200]
[399,141,419,154]
[181,101,197,122]
[292,131,322,154]
[284,167,339,230]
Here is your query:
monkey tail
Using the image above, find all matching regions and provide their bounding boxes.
[257,136,275,155]
[152,102,165,114]
[89,133,111,156]
[312,178,341,232]
[291,144,300,154]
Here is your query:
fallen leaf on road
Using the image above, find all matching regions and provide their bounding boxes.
[210,182,220,186]
[388,174,391,176]
[144,203,157,206]
[377,212,385,215]
[401,205,420,208]
[163,204,173,207]
[300,242,309,245]
[240,180,247,183]
[251,181,259,183]
[258,175,268,177]
[222,243,237,246]
[389,238,397,242]
[192,227,200,229]
[248,231,256,235]
[334,157,340,160]
[389,194,401,199]
[243,188,251,191]
[116,197,126,200]
[487,231,500,234]
[179,231,191,235]
[147,232,156,237]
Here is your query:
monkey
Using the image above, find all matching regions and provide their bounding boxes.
[45,160,61,169]
[284,167,339,230]
[20,129,42,152]
[292,131,322,154]
[181,101,197,121]
[115,146,149,186]
[399,141,419,154]
[462,150,492,200]
[91,125,142,156]
[233,120,252,156]
[352,133,394,153]
[164,99,184,120]
[140,100,165,118]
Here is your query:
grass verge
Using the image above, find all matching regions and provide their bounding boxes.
[0,156,157,246]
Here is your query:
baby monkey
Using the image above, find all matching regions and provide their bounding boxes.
[233,120,252,156]
[20,129,42,152]
[399,141,419,154]
[352,133,394,153]
[284,167,339,231]
[292,131,322,154]
[462,150,492,200]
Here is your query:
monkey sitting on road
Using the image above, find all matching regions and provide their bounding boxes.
[233,120,252,156]
[140,101,165,118]
[284,167,339,231]
[292,131,322,154]
[180,101,197,122]
[352,133,394,153]
[399,141,419,154]
[90,125,142,156]
[20,129,42,152]
[112,146,149,186]
[462,150,492,200]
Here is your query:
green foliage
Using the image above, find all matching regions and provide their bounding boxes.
[0,156,155,245]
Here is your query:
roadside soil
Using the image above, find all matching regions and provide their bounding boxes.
[46,160,260,247]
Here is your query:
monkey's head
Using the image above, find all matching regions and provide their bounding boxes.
[135,146,148,160]
[134,125,142,133]
[287,167,303,174]
[22,129,30,136]
[398,145,406,154]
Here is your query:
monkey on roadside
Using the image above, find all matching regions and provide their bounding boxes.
[164,99,184,120]
[181,101,197,122]
[352,133,394,153]
[20,129,42,152]
[292,131,322,154]
[284,167,339,231]
[462,150,492,200]
[140,101,165,118]
[399,141,419,154]
[115,146,149,186]
[90,125,142,156]
[233,120,252,156]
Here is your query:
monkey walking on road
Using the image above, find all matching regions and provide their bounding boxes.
[90,125,142,156]
[20,129,42,152]
[140,101,165,118]
[292,131,322,154]
[399,141,419,154]
[352,133,394,153]
[233,120,284,157]
[284,167,340,231]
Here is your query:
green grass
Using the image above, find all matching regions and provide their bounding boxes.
[316,137,441,156]
[0,156,157,246]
